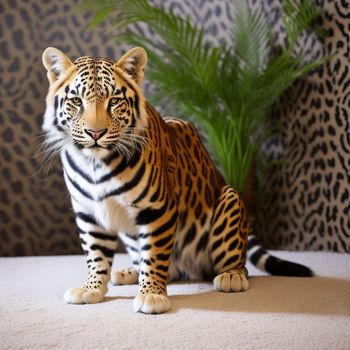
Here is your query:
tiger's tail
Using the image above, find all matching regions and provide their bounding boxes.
[247,235,313,277]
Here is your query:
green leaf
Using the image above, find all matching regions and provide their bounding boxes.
[86,7,114,29]
[78,0,326,196]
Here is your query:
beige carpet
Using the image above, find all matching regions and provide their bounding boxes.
[1,251,349,350]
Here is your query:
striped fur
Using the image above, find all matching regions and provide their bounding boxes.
[42,47,312,314]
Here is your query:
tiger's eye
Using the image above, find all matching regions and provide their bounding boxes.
[110,97,120,105]
[71,97,82,106]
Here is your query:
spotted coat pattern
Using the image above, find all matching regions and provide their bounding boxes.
[42,47,251,313]
[252,0,350,252]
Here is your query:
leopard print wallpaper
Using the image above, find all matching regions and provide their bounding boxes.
[253,0,350,252]
[1,0,349,255]
[0,0,122,256]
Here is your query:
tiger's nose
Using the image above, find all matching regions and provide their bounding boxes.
[84,128,108,141]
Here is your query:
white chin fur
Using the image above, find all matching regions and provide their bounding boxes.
[81,147,111,159]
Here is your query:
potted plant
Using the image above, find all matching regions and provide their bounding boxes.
[82,0,325,216]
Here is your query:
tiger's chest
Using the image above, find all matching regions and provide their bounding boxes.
[61,145,139,235]
[88,198,137,235]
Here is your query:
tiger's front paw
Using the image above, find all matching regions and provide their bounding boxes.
[133,293,171,314]
[64,288,105,304]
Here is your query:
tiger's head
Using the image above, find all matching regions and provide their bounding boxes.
[42,47,148,159]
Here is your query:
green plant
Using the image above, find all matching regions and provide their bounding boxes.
[81,0,325,201]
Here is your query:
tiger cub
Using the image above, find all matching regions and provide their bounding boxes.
[42,47,312,314]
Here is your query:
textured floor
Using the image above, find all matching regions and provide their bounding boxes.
[1,251,350,350]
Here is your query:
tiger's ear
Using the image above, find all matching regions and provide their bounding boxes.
[115,47,147,85]
[42,47,74,84]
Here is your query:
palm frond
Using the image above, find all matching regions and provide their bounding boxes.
[282,0,320,47]
[81,0,325,196]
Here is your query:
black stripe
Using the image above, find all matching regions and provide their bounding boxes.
[151,210,178,237]
[200,213,207,226]
[88,231,117,241]
[214,251,225,266]
[99,157,129,183]
[134,94,140,118]
[155,271,167,281]
[142,258,151,266]
[247,236,259,249]
[212,238,223,252]
[213,218,227,236]
[124,243,138,253]
[196,230,209,254]
[182,223,196,248]
[136,201,168,225]
[141,244,152,251]
[228,238,239,251]
[164,240,174,252]
[150,177,162,202]
[179,210,188,230]
[229,208,240,218]
[250,247,266,265]
[65,151,93,183]
[65,151,133,184]
[65,171,93,199]
[127,148,142,168]
[213,202,225,224]
[132,167,154,204]
[76,212,97,225]
[205,185,213,207]
[54,95,59,112]
[229,217,240,228]
[159,181,167,202]
[224,228,238,242]
[223,254,239,268]
[99,162,146,200]
[156,264,169,272]
[102,150,120,166]
[195,203,202,219]
[151,167,159,186]
[156,253,170,261]
[73,140,84,150]
[155,233,173,247]
[90,244,115,258]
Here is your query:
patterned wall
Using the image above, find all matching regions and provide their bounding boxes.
[0,0,122,256]
[1,0,349,255]
[251,0,350,252]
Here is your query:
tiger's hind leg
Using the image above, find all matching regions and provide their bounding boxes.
[111,267,139,285]
[213,267,249,292]
[210,185,250,293]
